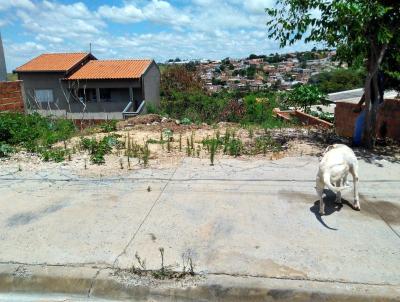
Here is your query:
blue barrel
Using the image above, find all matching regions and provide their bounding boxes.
[353,109,366,146]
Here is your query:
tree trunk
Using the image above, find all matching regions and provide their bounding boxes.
[361,42,387,149]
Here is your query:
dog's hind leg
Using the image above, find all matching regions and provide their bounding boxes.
[350,166,360,211]
[316,184,325,215]
[335,180,342,204]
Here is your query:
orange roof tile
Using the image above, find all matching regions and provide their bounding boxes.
[67,60,153,80]
[15,53,91,72]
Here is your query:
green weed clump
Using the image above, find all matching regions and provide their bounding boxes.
[0,112,76,160]
[99,120,117,133]
[81,134,122,164]
[40,147,69,162]
[0,143,14,157]
[254,134,282,155]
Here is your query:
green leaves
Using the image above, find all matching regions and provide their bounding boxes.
[283,84,328,112]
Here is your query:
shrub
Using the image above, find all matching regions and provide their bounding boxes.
[146,103,158,114]
[282,84,329,113]
[40,147,68,162]
[80,134,121,164]
[0,143,14,157]
[99,120,117,133]
[0,112,76,152]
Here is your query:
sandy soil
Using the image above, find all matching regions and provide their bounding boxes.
[1,115,398,178]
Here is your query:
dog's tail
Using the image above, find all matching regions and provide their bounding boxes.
[323,172,350,193]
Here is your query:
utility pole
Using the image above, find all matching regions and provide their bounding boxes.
[0,32,7,82]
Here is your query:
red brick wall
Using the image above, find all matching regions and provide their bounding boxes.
[0,81,25,112]
[293,110,333,129]
[335,99,400,141]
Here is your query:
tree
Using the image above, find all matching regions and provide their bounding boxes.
[160,65,203,99]
[309,68,366,93]
[266,0,400,148]
[283,85,328,113]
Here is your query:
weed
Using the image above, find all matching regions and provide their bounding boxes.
[40,147,69,162]
[248,126,254,139]
[119,158,124,169]
[99,120,117,133]
[190,131,195,150]
[186,137,191,156]
[18,164,22,172]
[0,112,76,156]
[254,134,282,154]
[227,138,243,157]
[209,138,218,165]
[140,143,150,167]
[80,134,121,164]
[0,143,14,157]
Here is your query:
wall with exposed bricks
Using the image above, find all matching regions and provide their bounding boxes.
[273,108,333,129]
[0,81,25,112]
[335,99,400,141]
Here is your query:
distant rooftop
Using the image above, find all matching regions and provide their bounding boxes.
[15,53,94,73]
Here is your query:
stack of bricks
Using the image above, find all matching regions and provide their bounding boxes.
[0,81,25,112]
[335,99,400,141]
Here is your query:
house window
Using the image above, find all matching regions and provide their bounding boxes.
[34,89,54,103]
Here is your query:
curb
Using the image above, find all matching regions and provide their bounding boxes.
[1,264,399,301]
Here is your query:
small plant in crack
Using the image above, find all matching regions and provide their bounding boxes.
[152,247,173,279]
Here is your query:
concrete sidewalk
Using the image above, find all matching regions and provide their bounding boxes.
[0,155,399,301]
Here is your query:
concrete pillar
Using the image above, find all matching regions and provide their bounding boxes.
[96,88,100,103]
[129,87,133,102]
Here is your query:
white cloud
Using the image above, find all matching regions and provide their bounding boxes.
[16,1,105,42]
[99,0,190,27]
[98,4,144,23]
[242,0,275,14]
[0,0,35,11]
[2,0,315,70]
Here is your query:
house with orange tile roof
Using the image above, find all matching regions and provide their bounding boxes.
[14,52,160,119]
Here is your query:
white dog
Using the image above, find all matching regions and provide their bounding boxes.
[315,144,360,215]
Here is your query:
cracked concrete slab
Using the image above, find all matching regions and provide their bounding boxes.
[0,155,399,300]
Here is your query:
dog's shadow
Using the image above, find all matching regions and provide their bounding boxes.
[310,190,355,230]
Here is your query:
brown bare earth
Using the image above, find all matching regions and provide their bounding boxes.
[1,115,399,178]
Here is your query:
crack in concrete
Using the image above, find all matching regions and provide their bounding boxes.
[87,268,102,298]
[0,260,111,270]
[1,261,399,288]
[208,272,400,287]
[112,160,182,268]
[1,177,399,183]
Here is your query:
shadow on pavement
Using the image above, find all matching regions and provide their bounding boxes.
[309,190,357,231]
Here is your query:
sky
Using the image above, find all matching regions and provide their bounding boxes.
[0,0,315,71]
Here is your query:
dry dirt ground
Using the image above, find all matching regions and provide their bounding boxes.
[0,115,399,178]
